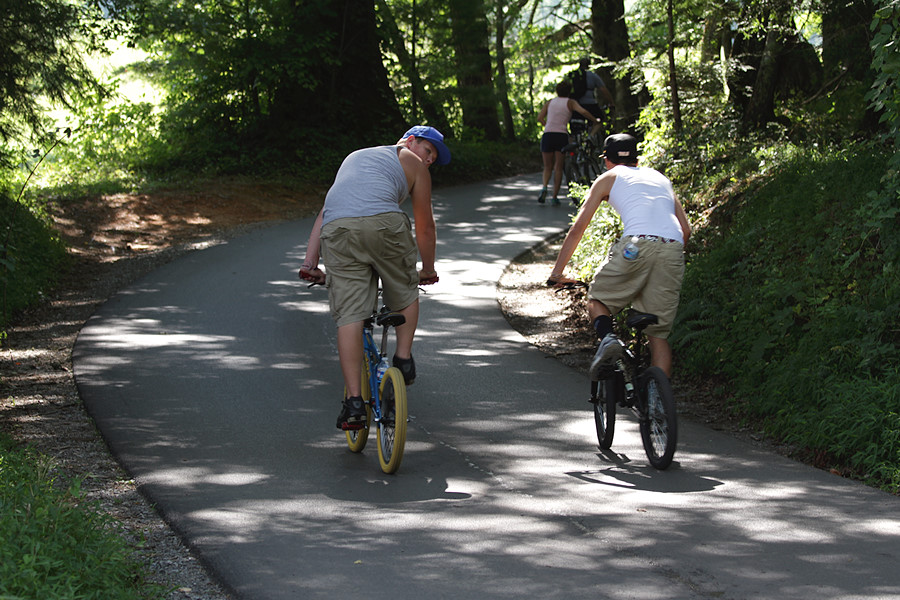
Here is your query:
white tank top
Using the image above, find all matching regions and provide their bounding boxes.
[607,165,683,242]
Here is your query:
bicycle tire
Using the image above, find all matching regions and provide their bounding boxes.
[638,366,678,469]
[593,373,619,449]
[345,361,372,452]
[377,366,407,474]
[564,155,580,188]
[583,154,603,183]
[571,153,590,186]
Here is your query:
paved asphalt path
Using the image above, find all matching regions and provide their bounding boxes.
[74,174,899,600]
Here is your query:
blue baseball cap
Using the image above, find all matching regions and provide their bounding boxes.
[403,125,451,165]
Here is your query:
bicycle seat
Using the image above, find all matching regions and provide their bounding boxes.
[376,311,406,328]
[625,311,658,331]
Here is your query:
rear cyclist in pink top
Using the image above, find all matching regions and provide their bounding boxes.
[536,80,600,205]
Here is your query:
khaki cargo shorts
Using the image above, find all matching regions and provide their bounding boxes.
[320,211,419,327]
[587,237,685,339]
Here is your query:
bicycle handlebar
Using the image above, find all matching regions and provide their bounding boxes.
[547,279,588,291]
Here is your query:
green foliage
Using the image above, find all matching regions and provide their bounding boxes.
[44,93,164,195]
[670,146,900,492]
[567,184,625,280]
[431,138,538,187]
[0,185,68,335]
[0,0,117,153]
[868,0,900,184]
[0,435,165,599]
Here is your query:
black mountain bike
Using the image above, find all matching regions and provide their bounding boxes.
[553,281,678,469]
[592,310,678,469]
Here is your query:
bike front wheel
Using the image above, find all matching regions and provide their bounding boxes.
[592,374,619,449]
[564,154,580,187]
[638,366,678,469]
[377,367,408,474]
[345,361,372,453]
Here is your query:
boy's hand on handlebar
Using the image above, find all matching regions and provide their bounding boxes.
[418,269,439,285]
[299,266,326,285]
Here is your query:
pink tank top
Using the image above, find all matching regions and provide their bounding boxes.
[544,97,571,134]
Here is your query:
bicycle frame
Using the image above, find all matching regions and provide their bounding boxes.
[590,309,678,469]
[550,281,677,468]
[347,302,409,474]
[361,307,401,425]
[563,118,605,198]
[619,321,648,409]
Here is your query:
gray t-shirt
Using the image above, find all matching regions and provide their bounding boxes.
[577,71,607,107]
[322,145,409,226]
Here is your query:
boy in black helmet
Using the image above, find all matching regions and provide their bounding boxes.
[547,133,691,378]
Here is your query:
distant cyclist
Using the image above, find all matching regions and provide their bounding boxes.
[299,125,450,430]
[546,133,691,378]
[537,80,600,205]
[568,56,616,123]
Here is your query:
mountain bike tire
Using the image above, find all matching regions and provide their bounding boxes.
[583,155,603,183]
[377,367,407,474]
[593,374,619,449]
[564,156,581,188]
[638,366,678,469]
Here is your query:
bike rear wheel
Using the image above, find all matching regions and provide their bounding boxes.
[377,367,408,474]
[592,374,619,449]
[638,366,678,469]
[583,154,603,183]
[345,361,372,452]
[564,154,581,188]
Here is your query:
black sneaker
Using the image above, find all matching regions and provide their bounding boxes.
[392,354,416,385]
[336,396,367,430]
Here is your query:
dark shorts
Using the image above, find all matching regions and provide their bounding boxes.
[540,132,569,153]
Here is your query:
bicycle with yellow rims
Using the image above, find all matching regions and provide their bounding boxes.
[345,296,408,474]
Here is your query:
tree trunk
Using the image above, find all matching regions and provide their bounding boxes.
[495,0,530,140]
[590,0,645,132]
[667,0,682,134]
[700,3,727,63]
[448,0,502,140]
[742,18,785,129]
[822,0,875,81]
[495,1,515,140]
[376,0,450,133]
[272,0,404,145]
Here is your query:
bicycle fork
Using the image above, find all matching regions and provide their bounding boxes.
[617,354,648,423]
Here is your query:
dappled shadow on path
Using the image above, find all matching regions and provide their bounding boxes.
[72,179,900,600]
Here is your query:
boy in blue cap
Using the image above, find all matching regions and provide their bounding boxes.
[299,126,450,430]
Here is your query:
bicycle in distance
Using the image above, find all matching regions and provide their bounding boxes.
[308,283,409,474]
[563,111,608,204]
[557,281,679,469]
